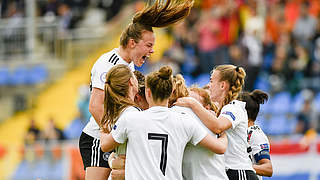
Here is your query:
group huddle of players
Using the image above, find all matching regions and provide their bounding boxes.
[78,0,273,179]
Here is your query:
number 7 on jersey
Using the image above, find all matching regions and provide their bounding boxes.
[148,133,168,176]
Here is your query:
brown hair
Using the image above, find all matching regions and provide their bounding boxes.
[101,65,135,133]
[238,89,268,121]
[120,0,194,47]
[213,65,246,116]
[168,74,189,107]
[146,66,173,103]
[189,86,218,113]
[134,70,145,97]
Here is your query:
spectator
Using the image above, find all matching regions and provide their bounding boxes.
[25,118,41,145]
[293,2,317,50]
[41,117,65,142]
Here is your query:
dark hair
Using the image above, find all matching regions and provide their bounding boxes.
[146,66,173,102]
[238,89,268,121]
[120,0,194,47]
[134,70,145,97]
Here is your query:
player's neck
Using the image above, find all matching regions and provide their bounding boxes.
[248,120,255,127]
[118,46,132,64]
[149,100,168,108]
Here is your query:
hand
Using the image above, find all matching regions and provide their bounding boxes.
[219,132,226,139]
[111,169,125,180]
[108,152,126,169]
[174,97,197,107]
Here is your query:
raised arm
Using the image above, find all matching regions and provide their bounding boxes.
[89,87,105,126]
[198,132,228,154]
[253,159,273,177]
[100,132,120,152]
[175,97,232,134]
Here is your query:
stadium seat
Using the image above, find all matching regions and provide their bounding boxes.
[48,159,65,179]
[255,114,268,132]
[292,91,305,114]
[0,67,10,86]
[183,74,194,87]
[269,91,292,115]
[194,73,210,87]
[314,92,320,113]
[9,66,29,86]
[253,75,271,92]
[27,64,48,85]
[266,114,288,135]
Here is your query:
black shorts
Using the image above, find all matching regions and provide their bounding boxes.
[79,132,112,170]
[226,169,259,180]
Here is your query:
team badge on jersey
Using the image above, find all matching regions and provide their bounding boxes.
[113,125,117,130]
[100,72,107,83]
[222,111,236,121]
[102,152,111,161]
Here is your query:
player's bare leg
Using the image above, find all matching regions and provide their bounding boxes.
[85,167,111,180]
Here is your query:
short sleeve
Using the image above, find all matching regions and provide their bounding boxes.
[250,130,271,162]
[220,104,242,129]
[111,115,128,144]
[91,55,112,90]
[187,115,207,146]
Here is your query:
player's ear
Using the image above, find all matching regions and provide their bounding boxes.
[128,38,136,49]
[221,81,229,91]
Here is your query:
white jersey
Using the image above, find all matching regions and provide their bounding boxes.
[248,125,271,180]
[171,106,228,180]
[82,48,135,139]
[111,106,208,180]
[220,100,253,170]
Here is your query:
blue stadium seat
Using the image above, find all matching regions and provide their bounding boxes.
[255,115,268,132]
[183,74,194,87]
[194,73,210,87]
[269,91,292,115]
[33,159,50,179]
[9,66,28,86]
[314,92,320,113]
[254,75,271,92]
[48,159,64,179]
[0,67,10,86]
[266,114,288,135]
[27,64,48,85]
[292,91,305,114]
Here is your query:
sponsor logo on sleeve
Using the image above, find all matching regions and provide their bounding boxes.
[222,111,236,121]
[100,72,107,83]
[260,143,269,150]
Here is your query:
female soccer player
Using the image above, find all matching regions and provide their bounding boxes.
[100,66,227,180]
[238,90,273,179]
[80,64,140,180]
[79,0,194,179]
[175,65,259,180]
[168,75,228,180]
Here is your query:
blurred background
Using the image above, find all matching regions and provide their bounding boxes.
[0,0,320,179]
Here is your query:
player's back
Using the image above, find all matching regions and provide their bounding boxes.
[171,106,228,180]
[117,106,206,180]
